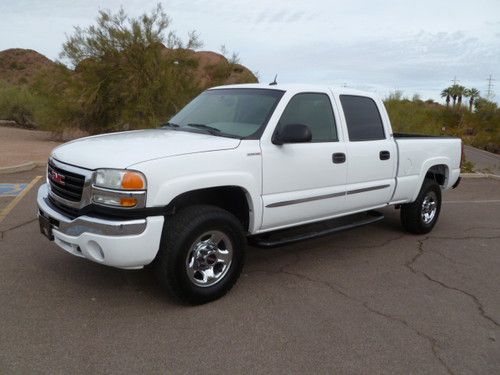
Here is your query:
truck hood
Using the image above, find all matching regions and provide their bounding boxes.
[51,129,241,170]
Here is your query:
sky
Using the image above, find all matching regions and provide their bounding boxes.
[1,0,499,103]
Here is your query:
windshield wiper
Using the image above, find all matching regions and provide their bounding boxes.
[186,123,221,135]
[161,122,180,128]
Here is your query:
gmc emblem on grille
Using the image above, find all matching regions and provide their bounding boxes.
[50,170,65,185]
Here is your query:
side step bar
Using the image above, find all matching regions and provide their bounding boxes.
[249,211,385,248]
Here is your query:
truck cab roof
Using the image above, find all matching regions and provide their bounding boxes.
[209,83,378,99]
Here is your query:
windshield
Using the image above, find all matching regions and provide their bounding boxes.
[167,88,284,138]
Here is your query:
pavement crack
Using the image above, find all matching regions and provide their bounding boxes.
[0,217,38,239]
[248,249,454,374]
[405,237,500,329]
[355,234,407,249]
[249,231,497,373]
[405,237,429,276]
[433,250,469,267]
[246,250,350,299]
[429,235,500,240]
[361,302,454,375]
[463,226,500,232]
[280,269,351,298]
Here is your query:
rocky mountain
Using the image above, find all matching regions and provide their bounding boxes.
[0,47,257,87]
[0,48,57,85]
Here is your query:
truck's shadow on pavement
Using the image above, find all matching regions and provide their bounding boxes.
[45,208,405,306]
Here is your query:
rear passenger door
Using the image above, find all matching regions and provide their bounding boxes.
[339,95,396,211]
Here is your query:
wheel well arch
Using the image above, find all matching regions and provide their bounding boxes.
[166,186,251,232]
[425,164,449,186]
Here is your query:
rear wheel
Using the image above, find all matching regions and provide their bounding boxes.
[155,205,246,304]
[401,179,442,234]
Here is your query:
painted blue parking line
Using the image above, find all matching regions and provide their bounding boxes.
[0,183,28,197]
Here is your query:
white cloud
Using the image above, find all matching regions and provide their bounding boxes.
[0,0,499,101]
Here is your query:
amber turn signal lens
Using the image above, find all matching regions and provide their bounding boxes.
[120,197,138,207]
[121,172,145,190]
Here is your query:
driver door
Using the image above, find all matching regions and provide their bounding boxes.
[260,92,347,230]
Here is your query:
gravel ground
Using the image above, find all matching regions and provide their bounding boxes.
[0,126,60,167]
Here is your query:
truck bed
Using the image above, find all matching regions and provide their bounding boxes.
[391,135,462,202]
[393,132,458,139]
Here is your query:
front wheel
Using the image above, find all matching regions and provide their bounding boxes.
[400,179,442,234]
[155,205,246,305]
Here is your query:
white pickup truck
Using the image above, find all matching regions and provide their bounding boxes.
[37,84,462,304]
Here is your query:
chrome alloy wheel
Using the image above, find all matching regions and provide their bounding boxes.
[421,191,438,224]
[185,231,233,287]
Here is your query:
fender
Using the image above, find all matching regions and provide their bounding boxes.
[412,157,451,201]
[130,141,263,233]
[151,171,261,233]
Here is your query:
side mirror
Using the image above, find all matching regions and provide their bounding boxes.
[272,124,312,145]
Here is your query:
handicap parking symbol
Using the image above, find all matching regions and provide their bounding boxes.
[0,183,28,197]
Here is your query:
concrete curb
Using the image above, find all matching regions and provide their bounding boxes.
[461,173,500,180]
[0,161,46,175]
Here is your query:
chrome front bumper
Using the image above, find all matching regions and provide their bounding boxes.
[37,184,164,269]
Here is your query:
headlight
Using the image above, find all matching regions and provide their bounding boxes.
[92,169,147,208]
[94,169,146,190]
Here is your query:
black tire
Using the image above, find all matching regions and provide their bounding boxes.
[400,179,442,234]
[155,205,246,305]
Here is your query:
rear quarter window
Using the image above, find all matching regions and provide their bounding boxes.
[340,95,385,141]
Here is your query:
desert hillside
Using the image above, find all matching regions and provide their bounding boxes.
[0,48,58,85]
[163,48,257,86]
[0,47,256,87]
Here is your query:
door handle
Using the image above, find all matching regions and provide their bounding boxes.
[332,153,346,164]
[379,151,390,160]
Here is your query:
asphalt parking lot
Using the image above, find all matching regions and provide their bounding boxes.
[0,167,499,374]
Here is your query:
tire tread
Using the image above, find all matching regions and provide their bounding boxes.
[155,205,245,304]
[401,179,441,234]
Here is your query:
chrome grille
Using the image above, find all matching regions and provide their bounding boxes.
[48,161,85,202]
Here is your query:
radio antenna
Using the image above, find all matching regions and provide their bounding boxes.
[269,74,278,86]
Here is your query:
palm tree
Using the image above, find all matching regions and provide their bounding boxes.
[449,85,459,107]
[455,85,466,107]
[449,84,466,108]
[441,88,452,107]
[465,88,480,112]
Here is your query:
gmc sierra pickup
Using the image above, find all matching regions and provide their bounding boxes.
[37,84,462,304]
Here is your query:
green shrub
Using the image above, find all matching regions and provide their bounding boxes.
[461,159,475,173]
[0,83,42,127]
[385,96,499,154]
[2,4,258,135]
[52,4,204,134]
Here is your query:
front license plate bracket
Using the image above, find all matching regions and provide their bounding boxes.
[39,214,54,241]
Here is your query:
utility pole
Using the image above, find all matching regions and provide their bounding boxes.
[451,76,459,85]
[486,75,495,100]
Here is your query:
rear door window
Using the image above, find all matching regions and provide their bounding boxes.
[340,95,385,141]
